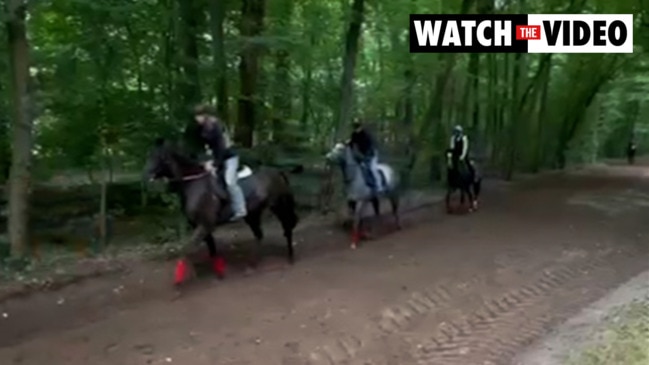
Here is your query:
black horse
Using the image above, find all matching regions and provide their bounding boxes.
[445,148,482,213]
[144,138,300,285]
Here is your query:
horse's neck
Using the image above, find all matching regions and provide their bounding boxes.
[341,150,360,179]
[173,154,204,178]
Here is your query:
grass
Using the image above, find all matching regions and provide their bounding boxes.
[567,301,649,365]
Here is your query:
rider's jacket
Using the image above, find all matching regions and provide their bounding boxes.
[350,128,376,158]
[200,120,235,166]
[450,134,469,160]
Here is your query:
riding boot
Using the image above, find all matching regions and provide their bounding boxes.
[227,183,247,221]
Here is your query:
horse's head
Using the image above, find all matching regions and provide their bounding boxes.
[143,138,179,181]
[325,142,348,165]
[144,137,204,181]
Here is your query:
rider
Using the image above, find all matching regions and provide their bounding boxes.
[449,125,476,180]
[193,104,247,221]
[349,120,381,195]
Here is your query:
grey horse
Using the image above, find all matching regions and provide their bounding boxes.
[325,142,401,249]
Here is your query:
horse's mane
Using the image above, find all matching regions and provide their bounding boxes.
[157,138,204,173]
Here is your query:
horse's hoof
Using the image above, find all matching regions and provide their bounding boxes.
[350,243,358,250]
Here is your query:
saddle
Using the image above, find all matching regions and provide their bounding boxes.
[202,161,254,220]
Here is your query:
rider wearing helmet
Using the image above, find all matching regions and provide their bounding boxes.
[349,120,381,196]
[449,125,476,179]
[193,104,247,221]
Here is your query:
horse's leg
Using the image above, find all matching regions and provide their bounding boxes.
[204,234,226,279]
[346,200,356,229]
[465,187,475,213]
[174,225,207,285]
[351,200,366,249]
[389,191,401,230]
[368,196,381,237]
[460,187,466,206]
[371,197,380,216]
[271,194,299,264]
[472,179,481,210]
[445,188,453,214]
[244,210,264,268]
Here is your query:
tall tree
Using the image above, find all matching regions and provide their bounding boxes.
[236,0,265,147]
[334,0,365,141]
[271,0,294,143]
[177,0,201,107]
[5,0,33,257]
[210,0,229,121]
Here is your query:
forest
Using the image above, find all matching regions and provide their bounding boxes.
[0,0,648,265]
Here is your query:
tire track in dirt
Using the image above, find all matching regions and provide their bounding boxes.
[403,247,647,365]
[304,276,485,365]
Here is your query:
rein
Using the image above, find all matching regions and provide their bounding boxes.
[182,171,209,181]
[162,171,209,183]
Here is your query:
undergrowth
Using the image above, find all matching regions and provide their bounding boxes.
[567,301,649,365]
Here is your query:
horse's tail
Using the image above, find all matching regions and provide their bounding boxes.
[270,183,299,231]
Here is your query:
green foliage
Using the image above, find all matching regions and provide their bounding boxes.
[0,0,648,258]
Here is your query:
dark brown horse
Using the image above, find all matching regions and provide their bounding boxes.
[445,148,481,213]
[143,138,301,285]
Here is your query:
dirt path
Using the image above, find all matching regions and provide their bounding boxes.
[0,163,648,365]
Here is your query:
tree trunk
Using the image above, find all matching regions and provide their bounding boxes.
[270,1,294,143]
[401,68,416,187]
[177,0,201,108]
[334,0,365,141]
[300,33,315,128]
[503,52,524,180]
[236,0,265,147]
[178,0,202,153]
[209,0,228,121]
[0,114,9,184]
[533,55,552,170]
[5,0,33,258]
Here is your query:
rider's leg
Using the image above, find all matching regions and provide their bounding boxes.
[361,156,378,195]
[224,155,247,220]
[369,153,382,192]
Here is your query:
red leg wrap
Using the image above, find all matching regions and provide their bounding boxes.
[174,260,188,285]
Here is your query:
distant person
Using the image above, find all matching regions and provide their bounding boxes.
[349,121,381,196]
[193,104,247,221]
[449,125,476,179]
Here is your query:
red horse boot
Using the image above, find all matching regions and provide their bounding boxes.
[174,259,190,285]
[212,257,226,279]
[351,230,361,250]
